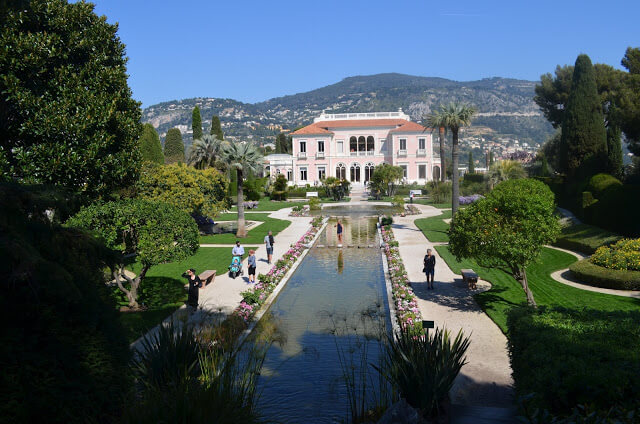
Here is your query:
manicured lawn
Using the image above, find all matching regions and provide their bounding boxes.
[554,221,622,254]
[436,245,640,332]
[230,197,304,211]
[199,213,291,244]
[413,198,452,209]
[415,210,452,243]
[118,246,257,342]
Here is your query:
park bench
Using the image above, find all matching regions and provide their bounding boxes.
[198,270,216,288]
[461,269,478,290]
[306,191,318,198]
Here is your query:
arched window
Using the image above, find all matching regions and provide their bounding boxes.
[364,162,375,183]
[349,137,357,154]
[366,136,375,153]
[432,165,441,181]
[336,163,346,180]
[350,163,361,182]
[358,136,365,153]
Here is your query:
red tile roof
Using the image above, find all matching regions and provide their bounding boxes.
[290,119,428,135]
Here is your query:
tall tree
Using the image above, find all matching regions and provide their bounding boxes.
[606,107,623,178]
[619,47,640,156]
[221,142,263,238]
[426,115,448,183]
[468,151,475,173]
[275,132,292,154]
[0,0,142,196]
[428,103,476,219]
[560,54,607,180]
[192,105,203,141]
[210,115,224,140]
[164,128,185,164]
[449,179,560,307]
[139,123,164,164]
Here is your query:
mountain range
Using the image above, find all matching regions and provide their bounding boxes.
[141,73,553,147]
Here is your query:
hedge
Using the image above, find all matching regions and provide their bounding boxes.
[553,222,621,255]
[569,259,640,290]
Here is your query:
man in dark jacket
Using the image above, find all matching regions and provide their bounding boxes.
[423,249,436,290]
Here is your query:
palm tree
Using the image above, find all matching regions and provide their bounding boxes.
[428,103,476,219]
[221,142,263,238]
[488,159,526,189]
[426,112,448,183]
[187,135,224,170]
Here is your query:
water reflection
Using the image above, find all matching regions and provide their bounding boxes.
[249,216,391,423]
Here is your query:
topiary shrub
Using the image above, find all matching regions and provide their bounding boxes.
[569,259,640,290]
[586,173,622,198]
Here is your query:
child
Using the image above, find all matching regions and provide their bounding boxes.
[247,249,257,283]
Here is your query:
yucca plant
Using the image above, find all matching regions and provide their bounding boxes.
[377,328,471,419]
[133,321,201,391]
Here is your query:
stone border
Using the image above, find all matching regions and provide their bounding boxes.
[236,217,329,346]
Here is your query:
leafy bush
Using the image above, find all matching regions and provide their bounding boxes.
[586,173,623,198]
[554,222,621,254]
[308,196,321,210]
[428,181,452,203]
[240,290,262,305]
[391,195,405,209]
[381,216,393,226]
[569,259,640,290]
[591,238,640,271]
[377,329,470,419]
[463,172,485,183]
[507,307,640,415]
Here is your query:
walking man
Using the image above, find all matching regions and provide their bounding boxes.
[264,230,274,264]
[232,240,245,258]
[423,249,436,289]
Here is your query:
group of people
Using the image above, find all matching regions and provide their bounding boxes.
[183,230,276,310]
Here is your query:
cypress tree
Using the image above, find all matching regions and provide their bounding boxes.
[192,106,203,141]
[210,115,224,140]
[468,151,475,173]
[164,128,185,164]
[606,123,623,179]
[541,156,550,177]
[560,54,607,181]
[139,123,164,164]
[489,151,494,165]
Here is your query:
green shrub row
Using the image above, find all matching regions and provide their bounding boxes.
[507,306,640,415]
[569,259,640,290]
[553,222,621,255]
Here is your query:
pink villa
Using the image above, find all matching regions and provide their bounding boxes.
[264,110,441,187]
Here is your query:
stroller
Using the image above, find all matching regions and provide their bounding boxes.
[228,255,243,279]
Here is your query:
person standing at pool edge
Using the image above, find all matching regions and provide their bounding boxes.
[336,219,343,246]
[264,230,274,264]
[423,249,436,289]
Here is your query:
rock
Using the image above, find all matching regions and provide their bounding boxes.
[377,399,421,424]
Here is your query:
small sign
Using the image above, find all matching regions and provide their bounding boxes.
[422,320,435,329]
[410,190,422,196]
[306,192,318,197]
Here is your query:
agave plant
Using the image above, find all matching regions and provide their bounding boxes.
[377,328,471,418]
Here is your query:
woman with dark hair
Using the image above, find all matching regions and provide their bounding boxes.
[182,268,202,310]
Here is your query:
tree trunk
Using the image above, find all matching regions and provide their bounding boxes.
[236,168,247,238]
[451,128,460,219]
[113,264,149,309]
[517,267,537,307]
[439,127,446,182]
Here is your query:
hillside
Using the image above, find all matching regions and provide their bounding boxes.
[141,73,553,147]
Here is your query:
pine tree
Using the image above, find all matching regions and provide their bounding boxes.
[192,106,203,141]
[560,54,607,181]
[164,128,185,164]
[468,151,475,173]
[210,115,224,140]
[139,123,164,164]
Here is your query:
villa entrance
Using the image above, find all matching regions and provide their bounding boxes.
[350,163,361,182]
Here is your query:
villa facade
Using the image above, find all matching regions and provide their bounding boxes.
[264,110,441,187]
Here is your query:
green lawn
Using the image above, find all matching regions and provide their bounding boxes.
[320,196,351,203]
[118,246,257,342]
[413,198,452,209]
[415,210,452,243]
[230,197,304,211]
[436,245,640,332]
[199,213,291,244]
[554,221,622,254]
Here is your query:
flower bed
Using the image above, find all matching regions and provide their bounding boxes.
[590,238,640,271]
[233,215,324,323]
[380,225,423,335]
[289,205,311,217]
[459,194,483,205]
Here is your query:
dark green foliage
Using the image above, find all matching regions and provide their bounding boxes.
[468,151,474,173]
[377,329,470,418]
[507,307,640,414]
[275,132,292,154]
[541,129,562,171]
[210,115,224,140]
[560,55,607,180]
[606,122,623,178]
[0,0,142,197]
[242,176,265,201]
[585,173,622,198]
[463,172,484,184]
[620,48,640,156]
[164,128,185,164]
[540,156,550,177]
[192,106,203,141]
[569,259,640,290]
[270,174,288,200]
[0,184,131,423]
[553,222,621,255]
[139,123,164,164]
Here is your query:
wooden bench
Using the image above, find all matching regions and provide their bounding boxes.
[461,269,478,290]
[198,270,216,288]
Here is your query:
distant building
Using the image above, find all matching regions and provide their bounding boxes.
[281,110,439,186]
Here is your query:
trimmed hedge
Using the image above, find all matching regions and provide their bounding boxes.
[569,259,640,290]
[553,222,621,255]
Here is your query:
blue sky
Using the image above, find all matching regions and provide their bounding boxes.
[90,0,639,107]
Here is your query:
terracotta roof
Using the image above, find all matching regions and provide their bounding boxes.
[290,118,428,136]
[388,121,429,133]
